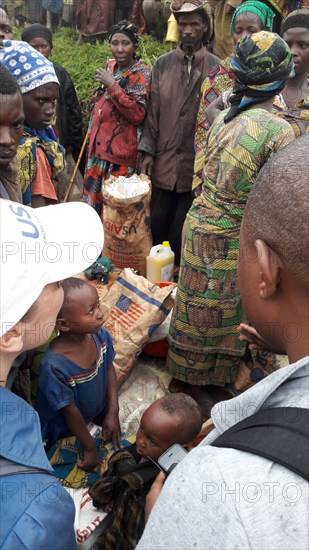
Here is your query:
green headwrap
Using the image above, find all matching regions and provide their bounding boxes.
[230,1,275,35]
[224,31,293,123]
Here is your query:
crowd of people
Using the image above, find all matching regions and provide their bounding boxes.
[0,0,308,548]
[1,1,308,40]
[0,0,144,36]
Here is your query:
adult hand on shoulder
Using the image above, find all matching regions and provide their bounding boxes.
[238,323,267,351]
[102,411,122,449]
[138,153,154,177]
[77,446,100,472]
[95,67,115,88]
[145,471,166,522]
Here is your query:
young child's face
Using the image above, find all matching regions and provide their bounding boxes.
[136,402,182,461]
[61,284,103,335]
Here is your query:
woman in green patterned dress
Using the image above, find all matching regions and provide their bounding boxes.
[194,0,276,192]
[167,31,295,415]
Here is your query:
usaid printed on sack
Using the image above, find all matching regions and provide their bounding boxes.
[102,174,152,277]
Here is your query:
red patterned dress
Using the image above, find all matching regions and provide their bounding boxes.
[83,59,151,213]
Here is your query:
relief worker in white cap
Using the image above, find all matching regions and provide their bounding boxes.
[0,199,104,549]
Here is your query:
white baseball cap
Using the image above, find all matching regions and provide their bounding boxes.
[0,200,104,337]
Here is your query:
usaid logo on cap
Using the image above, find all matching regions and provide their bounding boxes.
[9,204,40,240]
[1,199,103,268]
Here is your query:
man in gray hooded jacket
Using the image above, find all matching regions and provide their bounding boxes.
[136,136,309,549]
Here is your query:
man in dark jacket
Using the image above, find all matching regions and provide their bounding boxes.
[138,0,219,265]
[21,23,83,161]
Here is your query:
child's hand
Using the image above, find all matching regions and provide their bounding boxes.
[145,471,166,522]
[238,323,267,351]
[77,446,100,472]
[102,411,122,449]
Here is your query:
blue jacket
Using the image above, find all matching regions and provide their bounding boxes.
[0,387,76,549]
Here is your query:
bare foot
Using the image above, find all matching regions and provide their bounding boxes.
[187,386,219,420]
[168,378,234,421]
[169,382,233,420]
[168,378,188,393]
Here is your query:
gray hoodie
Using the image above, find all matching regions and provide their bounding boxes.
[137,358,309,550]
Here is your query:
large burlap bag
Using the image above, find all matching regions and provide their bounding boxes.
[102,174,152,276]
[100,268,174,383]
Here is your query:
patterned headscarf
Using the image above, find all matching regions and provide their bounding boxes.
[224,31,293,122]
[0,40,59,94]
[108,20,139,46]
[230,1,275,35]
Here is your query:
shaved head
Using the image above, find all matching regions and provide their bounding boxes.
[156,392,203,442]
[243,135,309,286]
[57,277,87,318]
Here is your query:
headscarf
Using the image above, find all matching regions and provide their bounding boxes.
[108,20,139,46]
[21,24,53,48]
[0,40,58,94]
[281,8,309,34]
[230,1,275,35]
[0,41,63,203]
[224,31,293,122]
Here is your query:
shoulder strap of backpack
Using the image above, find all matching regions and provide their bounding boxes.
[0,457,54,478]
[211,407,309,481]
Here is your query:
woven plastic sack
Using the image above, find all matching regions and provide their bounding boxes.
[101,268,174,383]
[102,174,152,276]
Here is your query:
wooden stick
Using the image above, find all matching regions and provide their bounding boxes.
[63,132,88,203]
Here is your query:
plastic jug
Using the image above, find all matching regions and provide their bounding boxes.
[146,241,175,282]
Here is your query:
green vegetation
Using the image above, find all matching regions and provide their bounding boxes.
[47,28,173,122]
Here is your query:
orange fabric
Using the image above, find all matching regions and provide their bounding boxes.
[31,147,58,201]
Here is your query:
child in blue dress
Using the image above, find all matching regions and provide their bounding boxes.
[36,277,121,472]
